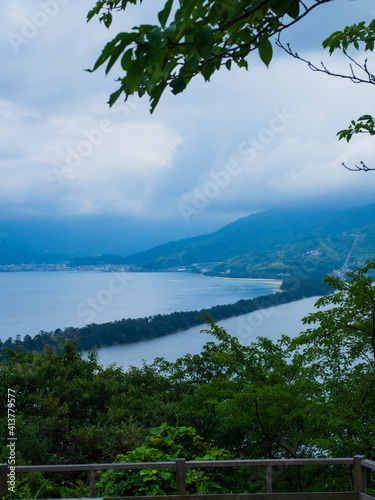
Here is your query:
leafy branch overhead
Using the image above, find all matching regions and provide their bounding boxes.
[272,16,375,171]
[87,0,332,112]
[324,20,375,170]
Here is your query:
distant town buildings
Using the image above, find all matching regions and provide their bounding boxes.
[0,263,139,272]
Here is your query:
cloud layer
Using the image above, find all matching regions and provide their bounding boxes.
[1,0,375,229]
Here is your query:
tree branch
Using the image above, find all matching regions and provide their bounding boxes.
[342,161,375,172]
[276,37,375,86]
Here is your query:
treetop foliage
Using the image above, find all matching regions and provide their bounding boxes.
[292,258,375,371]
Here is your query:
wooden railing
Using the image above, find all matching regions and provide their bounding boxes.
[0,455,374,499]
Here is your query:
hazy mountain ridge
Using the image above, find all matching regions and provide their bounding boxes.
[4,205,375,276]
[0,216,219,264]
[119,204,375,277]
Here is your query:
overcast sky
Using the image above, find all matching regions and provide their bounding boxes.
[1,0,375,235]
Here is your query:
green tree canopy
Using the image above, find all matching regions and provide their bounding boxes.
[288,260,375,457]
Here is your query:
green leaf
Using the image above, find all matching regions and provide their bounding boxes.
[105,42,126,74]
[258,39,273,67]
[146,26,166,49]
[165,21,177,39]
[102,12,113,28]
[170,75,187,94]
[193,25,214,59]
[87,2,105,22]
[150,82,168,113]
[208,4,220,25]
[359,115,373,121]
[183,54,200,76]
[90,33,134,72]
[366,38,374,51]
[235,58,248,70]
[126,60,144,92]
[121,49,133,71]
[286,0,300,19]
[175,1,195,27]
[270,0,291,17]
[201,61,216,81]
[162,58,178,80]
[158,0,174,28]
[90,47,113,72]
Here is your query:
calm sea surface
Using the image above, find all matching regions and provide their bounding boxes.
[0,271,281,340]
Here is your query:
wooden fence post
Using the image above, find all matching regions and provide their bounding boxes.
[89,469,96,498]
[266,464,272,493]
[176,458,186,495]
[0,464,8,499]
[353,455,366,494]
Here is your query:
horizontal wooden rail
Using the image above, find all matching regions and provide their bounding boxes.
[13,457,353,473]
[0,456,374,499]
[14,461,175,473]
[184,458,354,468]
[362,460,375,472]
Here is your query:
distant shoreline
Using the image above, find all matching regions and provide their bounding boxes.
[0,265,285,282]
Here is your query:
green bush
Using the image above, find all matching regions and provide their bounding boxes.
[97,423,232,496]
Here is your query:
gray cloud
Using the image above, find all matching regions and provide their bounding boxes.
[0,0,374,229]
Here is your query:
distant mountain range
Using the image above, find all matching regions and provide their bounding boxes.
[69,204,375,279]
